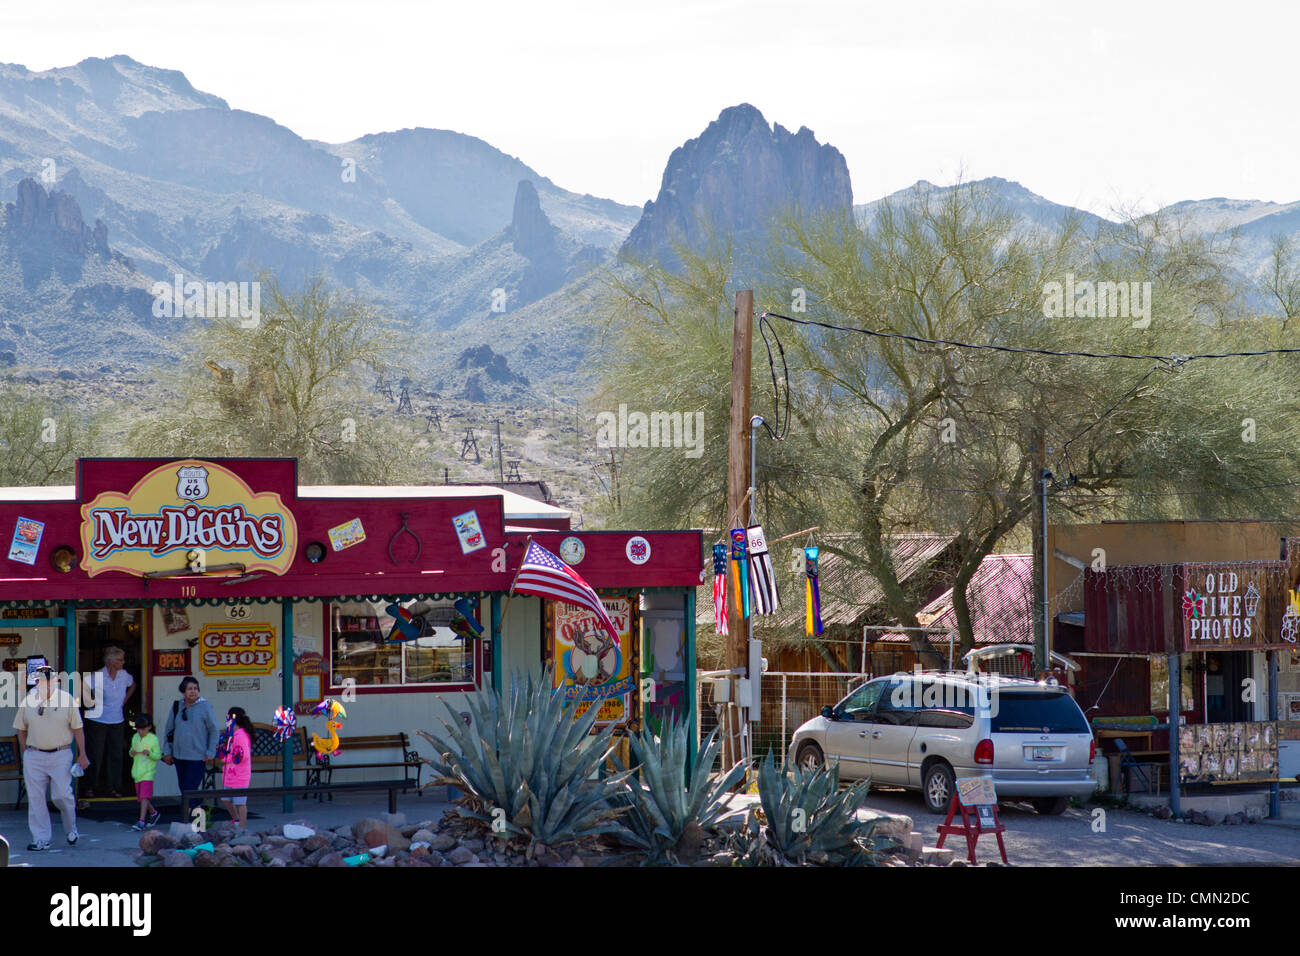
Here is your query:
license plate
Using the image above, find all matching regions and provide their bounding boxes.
[1032,746,1054,761]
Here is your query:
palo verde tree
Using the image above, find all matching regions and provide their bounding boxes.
[602,182,1300,665]
[126,273,404,484]
[0,378,99,485]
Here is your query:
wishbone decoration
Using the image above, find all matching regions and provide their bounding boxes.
[388,512,422,564]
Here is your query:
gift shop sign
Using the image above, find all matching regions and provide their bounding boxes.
[198,623,278,676]
[1183,566,1286,650]
[79,459,297,577]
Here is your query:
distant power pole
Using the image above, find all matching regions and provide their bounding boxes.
[494,419,504,484]
[459,428,481,463]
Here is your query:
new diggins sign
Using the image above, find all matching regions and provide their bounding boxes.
[199,622,278,676]
[80,459,297,577]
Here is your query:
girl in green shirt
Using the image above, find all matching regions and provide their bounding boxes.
[130,714,162,831]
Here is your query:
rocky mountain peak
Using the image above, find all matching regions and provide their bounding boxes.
[510,179,560,262]
[622,103,853,260]
[5,178,110,258]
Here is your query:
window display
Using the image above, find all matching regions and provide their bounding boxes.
[329,598,478,689]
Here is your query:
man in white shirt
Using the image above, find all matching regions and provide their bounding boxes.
[14,665,89,850]
[82,646,136,798]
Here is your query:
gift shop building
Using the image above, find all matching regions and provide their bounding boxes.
[0,458,702,804]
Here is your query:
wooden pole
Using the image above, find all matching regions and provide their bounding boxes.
[1032,436,1047,674]
[726,291,754,771]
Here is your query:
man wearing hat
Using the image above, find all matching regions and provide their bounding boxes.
[12,666,90,851]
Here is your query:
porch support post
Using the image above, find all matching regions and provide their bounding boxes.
[282,598,294,813]
[1168,652,1181,818]
[685,588,697,776]
[1269,649,1280,820]
[62,601,76,677]
[491,593,503,694]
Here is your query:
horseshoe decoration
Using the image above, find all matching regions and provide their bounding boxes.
[388,512,422,565]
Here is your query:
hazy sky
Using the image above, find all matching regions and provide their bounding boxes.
[3,0,1296,215]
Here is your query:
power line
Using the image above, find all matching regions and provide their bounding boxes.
[760,310,1300,364]
[759,462,1300,500]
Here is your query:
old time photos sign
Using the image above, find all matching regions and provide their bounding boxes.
[1182,565,1292,650]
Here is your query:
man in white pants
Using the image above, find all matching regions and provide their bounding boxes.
[12,666,90,852]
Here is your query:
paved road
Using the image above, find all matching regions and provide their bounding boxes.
[864,787,1300,866]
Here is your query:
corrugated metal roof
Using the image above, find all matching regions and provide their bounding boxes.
[877,553,1032,645]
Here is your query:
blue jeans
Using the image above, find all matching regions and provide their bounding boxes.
[174,759,206,816]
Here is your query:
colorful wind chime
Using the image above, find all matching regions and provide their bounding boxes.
[726,525,779,620]
[730,528,751,619]
[804,543,823,637]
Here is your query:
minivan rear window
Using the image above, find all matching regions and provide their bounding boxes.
[990,692,1089,734]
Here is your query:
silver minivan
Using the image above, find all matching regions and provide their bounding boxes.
[786,671,1097,814]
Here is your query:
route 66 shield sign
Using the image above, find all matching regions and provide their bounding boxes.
[177,465,210,501]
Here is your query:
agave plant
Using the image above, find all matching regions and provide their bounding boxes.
[614,714,747,862]
[416,668,630,846]
[731,751,879,866]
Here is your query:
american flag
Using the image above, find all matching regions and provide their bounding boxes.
[511,540,619,641]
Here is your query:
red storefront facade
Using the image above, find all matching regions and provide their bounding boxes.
[0,458,703,803]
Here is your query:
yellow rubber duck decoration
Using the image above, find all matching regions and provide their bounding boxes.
[311,720,343,758]
[309,697,347,758]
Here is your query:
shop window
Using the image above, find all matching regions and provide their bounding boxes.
[329,599,478,689]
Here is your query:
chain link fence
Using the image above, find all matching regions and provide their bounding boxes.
[697,669,872,769]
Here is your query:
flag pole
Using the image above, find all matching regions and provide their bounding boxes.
[499,535,532,631]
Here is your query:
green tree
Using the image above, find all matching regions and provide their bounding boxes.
[127,274,403,484]
[600,183,1300,666]
[0,380,98,485]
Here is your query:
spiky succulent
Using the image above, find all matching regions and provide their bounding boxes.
[416,668,630,846]
[614,714,746,862]
[730,751,880,866]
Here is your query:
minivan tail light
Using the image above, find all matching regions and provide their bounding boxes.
[974,738,994,764]
[1090,739,1096,763]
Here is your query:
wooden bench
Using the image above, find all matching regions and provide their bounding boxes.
[305,732,423,801]
[185,778,413,816]
[0,736,25,810]
[199,726,422,804]
[200,722,314,792]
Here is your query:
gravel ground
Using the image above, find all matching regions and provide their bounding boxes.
[863,787,1300,865]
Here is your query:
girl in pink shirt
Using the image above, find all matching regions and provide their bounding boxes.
[217,707,254,830]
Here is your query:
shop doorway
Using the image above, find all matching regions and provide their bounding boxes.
[1203,651,1252,723]
[76,608,148,798]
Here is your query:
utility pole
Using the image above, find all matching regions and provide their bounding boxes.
[494,419,504,485]
[1032,433,1050,675]
[725,290,753,770]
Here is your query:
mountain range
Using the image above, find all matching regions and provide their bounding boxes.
[0,55,1296,391]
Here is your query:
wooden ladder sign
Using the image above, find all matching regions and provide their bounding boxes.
[935,776,1008,865]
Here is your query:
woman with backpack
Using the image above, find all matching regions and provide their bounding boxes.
[161,676,220,821]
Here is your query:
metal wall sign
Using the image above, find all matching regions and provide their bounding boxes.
[546,594,640,732]
[80,460,297,578]
[197,622,278,676]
